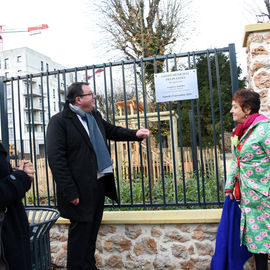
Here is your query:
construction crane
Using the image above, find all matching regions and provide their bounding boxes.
[87,68,104,79]
[0,24,48,51]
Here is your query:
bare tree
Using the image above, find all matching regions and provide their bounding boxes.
[244,0,270,23]
[94,0,191,182]
[96,0,190,60]
[95,0,191,99]
[258,0,270,21]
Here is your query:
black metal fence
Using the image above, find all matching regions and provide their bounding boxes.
[0,44,239,209]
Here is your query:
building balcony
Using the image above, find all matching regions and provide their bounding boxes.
[24,104,43,111]
[23,90,43,97]
[24,119,47,125]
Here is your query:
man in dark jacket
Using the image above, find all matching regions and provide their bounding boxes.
[46,82,149,270]
[0,143,34,270]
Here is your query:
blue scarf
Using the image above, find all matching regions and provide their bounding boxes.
[69,104,113,172]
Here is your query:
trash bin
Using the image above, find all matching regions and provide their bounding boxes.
[25,207,60,270]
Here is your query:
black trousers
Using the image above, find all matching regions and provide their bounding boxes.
[254,253,268,270]
[67,179,105,270]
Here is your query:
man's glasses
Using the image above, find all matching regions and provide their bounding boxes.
[79,92,94,97]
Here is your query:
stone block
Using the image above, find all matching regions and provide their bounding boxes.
[104,235,132,252]
[105,255,123,268]
[163,230,189,243]
[195,241,214,256]
[171,243,188,259]
[134,237,157,255]
[98,224,117,236]
[125,224,142,239]
[254,71,270,89]
[153,254,175,270]
[251,46,268,57]
[151,226,162,237]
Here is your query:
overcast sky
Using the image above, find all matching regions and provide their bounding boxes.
[0,0,267,76]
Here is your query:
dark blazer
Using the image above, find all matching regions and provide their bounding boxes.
[46,102,141,222]
[0,143,32,270]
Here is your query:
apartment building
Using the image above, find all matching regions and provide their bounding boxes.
[0,47,76,156]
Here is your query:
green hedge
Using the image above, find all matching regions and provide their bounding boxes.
[105,163,225,210]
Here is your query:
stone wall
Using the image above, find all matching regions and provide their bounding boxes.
[245,24,270,118]
[49,222,256,270]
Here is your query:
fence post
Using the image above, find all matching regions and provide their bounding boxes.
[229,43,239,95]
[189,110,198,173]
[0,77,9,152]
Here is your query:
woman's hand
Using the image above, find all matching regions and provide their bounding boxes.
[225,192,234,200]
[18,160,35,180]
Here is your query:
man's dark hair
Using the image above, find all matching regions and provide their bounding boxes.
[67,82,89,104]
[233,89,261,114]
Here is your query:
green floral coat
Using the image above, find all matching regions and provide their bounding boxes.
[225,115,270,254]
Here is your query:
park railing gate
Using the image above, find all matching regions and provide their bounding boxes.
[0,44,239,209]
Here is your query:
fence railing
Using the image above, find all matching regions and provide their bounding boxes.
[10,145,222,208]
[0,44,239,208]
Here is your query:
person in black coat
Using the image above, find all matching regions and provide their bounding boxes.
[46,82,149,270]
[0,143,34,270]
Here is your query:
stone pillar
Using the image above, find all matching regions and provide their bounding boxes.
[243,22,270,118]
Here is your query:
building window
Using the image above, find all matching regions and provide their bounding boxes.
[8,128,14,138]
[7,99,12,110]
[40,111,43,122]
[4,58,9,69]
[26,111,33,122]
[53,89,55,98]
[8,127,14,137]
[5,72,9,78]
[41,61,44,71]
[8,113,13,124]
[54,102,56,111]
[17,56,22,63]
[6,84,11,97]
[25,97,29,108]
[39,98,42,107]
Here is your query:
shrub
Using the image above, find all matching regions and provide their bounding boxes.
[105,161,225,211]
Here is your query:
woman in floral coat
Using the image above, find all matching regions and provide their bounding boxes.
[225,89,270,269]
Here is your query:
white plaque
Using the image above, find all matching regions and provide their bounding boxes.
[154,69,199,102]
